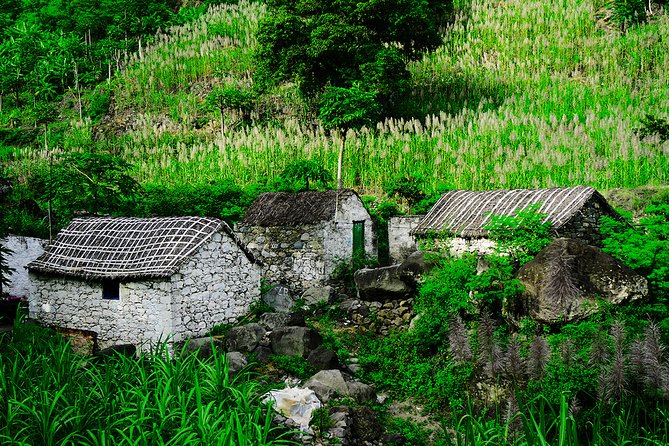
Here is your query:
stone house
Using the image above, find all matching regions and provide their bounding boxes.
[411,186,621,255]
[3,235,48,298]
[28,216,260,350]
[236,189,375,292]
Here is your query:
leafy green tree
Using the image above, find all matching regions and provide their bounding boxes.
[385,174,426,213]
[205,86,254,138]
[31,152,140,227]
[601,203,669,299]
[254,0,450,113]
[279,160,332,191]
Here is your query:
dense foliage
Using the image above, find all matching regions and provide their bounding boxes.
[0,320,295,445]
[254,0,452,115]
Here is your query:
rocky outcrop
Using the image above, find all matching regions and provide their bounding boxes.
[262,285,295,313]
[184,336,225,359]
[354,265,412,301]
[225,323,266,353]
[270,326,322,357]
[301,286,333,306]
[259,312,305,330]
[514,238,648,325]
[304,369,375,403]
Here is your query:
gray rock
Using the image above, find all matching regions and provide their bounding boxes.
[301,286,333,306]
[183,336,224,359]
[396,251,437,286]
[304,370,349,402]
[252,346,273,364]
[259,312,305,331]
[350,406,381,441]
[225,351,248,374]
[94,344,136,361]
[306,345,339,371]
[225,323,266,353]
[304,369,375,403]
[263,285,295,313]
[270,326,322,357]
[514,238,648,325]
[354,265,413,301]
[346,381,375,403]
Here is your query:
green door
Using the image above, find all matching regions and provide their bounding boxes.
[353,221,365,258]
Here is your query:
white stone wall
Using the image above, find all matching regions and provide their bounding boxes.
[29,275,172,350]
[236,223,327,292]
[388,216,423,264]
[29,229,260,350]
[170,231,260,343]
[237,193,375,293]
[3,235,48,297]
[324,194,375,276]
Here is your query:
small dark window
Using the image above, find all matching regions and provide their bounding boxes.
[102,280,120,300]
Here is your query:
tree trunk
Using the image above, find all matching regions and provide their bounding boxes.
[337,134,344,190]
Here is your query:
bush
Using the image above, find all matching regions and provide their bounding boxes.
[270,355,316,380]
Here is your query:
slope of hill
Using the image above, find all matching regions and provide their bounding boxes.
[7,0,669,194]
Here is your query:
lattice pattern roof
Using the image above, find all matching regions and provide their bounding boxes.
[412,186,612,237]
[242,189,357,226]
[28,216,251,280]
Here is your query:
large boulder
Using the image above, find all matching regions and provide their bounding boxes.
[354,265,413,301]
[183,336,225,359]
[396,251,438,286]
[225,323,266,353]
[301,286,333,306]
[514,238,648,325]
[304,369,375,403]
[270,326,322,357]
[258,312,305,331]
[306,345,340,371]
[225,351,248,374]
[262,285,294,313]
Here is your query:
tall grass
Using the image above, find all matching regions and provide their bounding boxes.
[8,0,669,193]
[0,321,295,445]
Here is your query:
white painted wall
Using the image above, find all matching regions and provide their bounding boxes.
[388,216,423,264]
[3,235,48,297]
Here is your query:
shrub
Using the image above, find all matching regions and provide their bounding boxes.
[270,355,316,380]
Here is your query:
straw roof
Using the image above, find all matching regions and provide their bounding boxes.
[412,186,613,237]
[28,216,254,280]
[242,189,358,226]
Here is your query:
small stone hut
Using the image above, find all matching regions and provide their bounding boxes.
[236,189,375,292]
[411,186,620,255]
[28,216,260,350]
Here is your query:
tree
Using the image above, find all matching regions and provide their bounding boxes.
[30,152,141,228]
[279,160,333,191]
[318,83,381,189]
[204,86,254,138]
[254,0,451,114]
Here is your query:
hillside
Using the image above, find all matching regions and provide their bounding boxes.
[4,0,669,195]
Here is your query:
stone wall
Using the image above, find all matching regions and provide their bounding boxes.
[557,197,610,245]
[388,216,423,264]
[29,229,261,350]
[29,275,173,350]
[3,235,48,297]
[236,223,327,293]
[170,231,261,343]
[236,194,375,294]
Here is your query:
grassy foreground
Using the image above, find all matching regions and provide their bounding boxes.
[0,320,294,446]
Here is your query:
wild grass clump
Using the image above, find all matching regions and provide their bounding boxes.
[0,319,295,445]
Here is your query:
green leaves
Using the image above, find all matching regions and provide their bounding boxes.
[318,84,380,131]
[278,159,332,191]
[601,203,669,299]
[254,0,451,115]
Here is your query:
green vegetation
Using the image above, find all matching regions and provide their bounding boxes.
[0,318,295,445]
[1,0,667,208]
[349,206,669,444]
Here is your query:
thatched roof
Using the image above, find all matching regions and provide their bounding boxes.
[28,216,254,280]
[412,186,614,237]
[241,189,358,226]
